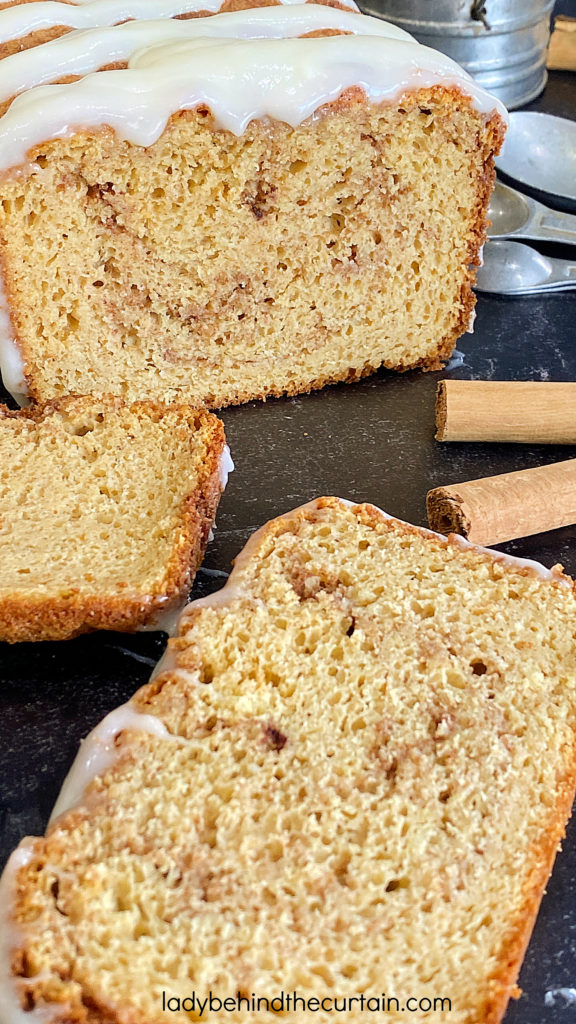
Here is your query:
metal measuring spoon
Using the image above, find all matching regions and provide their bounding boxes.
[488,182,576,246]
[475,240,576,295]
[496,112,576,208]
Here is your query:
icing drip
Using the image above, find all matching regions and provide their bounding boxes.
[0,0,357,46]
[0,270,26,404]
[0,0,224,45]
[0,6,405,109]
[137,602,187,635]
[443,348,467,370]
[545,989,576,1008]
[148,636,181,679]
[49,704,172,822]
[219,443,234,490]
[0,32,507,176]
[0,331,26,405]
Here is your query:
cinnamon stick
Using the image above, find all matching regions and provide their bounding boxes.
[427,459,576,545]
[436,381,576,444]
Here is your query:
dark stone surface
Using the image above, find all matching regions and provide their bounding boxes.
[554,0,576,19]
[1,63,576,1023]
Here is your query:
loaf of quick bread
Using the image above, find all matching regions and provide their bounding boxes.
[0,395,230,641]
[0,10,506,408]
[2,497,575,1023]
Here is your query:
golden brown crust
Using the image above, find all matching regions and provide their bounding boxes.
[0,25,70,61]
[0,395,227,643]
[480,764,576,1024]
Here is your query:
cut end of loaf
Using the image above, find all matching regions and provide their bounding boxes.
[0,88,504,407]
[4,497,576,1024]
[0,394,227,642]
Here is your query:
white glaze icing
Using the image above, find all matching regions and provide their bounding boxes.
[0,6,407,109]
[0,0,357,46]
[443,348,466,371]
[0,0,221,45]
[1,703,199,1005]
[138,601,186,635]
[49,704,172,822]
[148,633,183,679]
[0,267,27,405]
[219,443,234,490]
[545,989,576,1008]
[0,31,507,176]
[0,330,26,404]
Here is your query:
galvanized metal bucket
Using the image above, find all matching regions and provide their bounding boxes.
[358,0,555,109]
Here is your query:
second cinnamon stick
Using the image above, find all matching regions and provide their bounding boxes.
[427,458,576,545]
[436,381,576,444]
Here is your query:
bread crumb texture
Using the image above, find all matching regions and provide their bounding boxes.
[0,395,226,640]
[0,90,504,406]
[7,498,576,1022]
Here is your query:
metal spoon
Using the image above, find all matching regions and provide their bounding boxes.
[496,112,576,208]
[488,182,576,246]
[475,240,576,295]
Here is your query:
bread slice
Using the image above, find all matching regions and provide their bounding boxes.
[0,27,506,407]
[0,395,229,642]
[2,497,575,1023]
